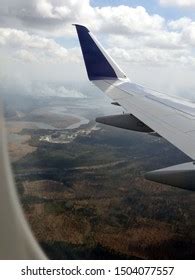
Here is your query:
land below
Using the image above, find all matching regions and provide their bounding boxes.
[4,94,195,259]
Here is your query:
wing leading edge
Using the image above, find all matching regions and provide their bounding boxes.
[74,24,195,191]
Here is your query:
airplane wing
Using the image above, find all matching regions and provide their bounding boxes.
[0,102,46,259]
[74,24,195,191]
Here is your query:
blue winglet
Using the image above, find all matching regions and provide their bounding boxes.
[74,24,118,81]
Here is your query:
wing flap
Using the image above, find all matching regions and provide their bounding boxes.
[96,113,153,132]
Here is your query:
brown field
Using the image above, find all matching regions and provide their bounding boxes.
[6,122,37,162]
[21,176,194,259]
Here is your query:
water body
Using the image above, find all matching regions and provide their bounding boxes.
[46,107,89,129]
[66,115,89,129]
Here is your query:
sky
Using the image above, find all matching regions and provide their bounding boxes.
[0,0,195,99]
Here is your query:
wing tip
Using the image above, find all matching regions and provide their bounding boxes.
[72,24,89,33]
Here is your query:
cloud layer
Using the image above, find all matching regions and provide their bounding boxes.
[0,0,195,98]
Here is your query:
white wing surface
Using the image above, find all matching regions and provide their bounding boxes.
[94,78,195,160]
[74,24,195,191]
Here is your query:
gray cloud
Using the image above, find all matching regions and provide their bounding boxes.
[0,0,93,36]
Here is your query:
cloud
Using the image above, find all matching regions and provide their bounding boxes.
[159,0,195,7]
[106,22,195,68]
[0,1,165,37]
[181,22,195,46]
[0,64,86,98]
[0,0,94,36]
[0,28,81,64]
[168,18,195,47]
[168,17,192,30]
[94,5,164,35]
[108,46,195,67]
[34,84,86,98]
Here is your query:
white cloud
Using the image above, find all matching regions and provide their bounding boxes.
[0,1,165,37]
[160,0,195,7]
[0,0,94,36]
[0,28,81,63]
[108,46,195,67]
[181,22,195,46]
[168,18,195,47]
[35,84,86,98]
[36,0,55,18]
[16,49,39,63]
[168,17,192,30]
[94,5,164,35]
